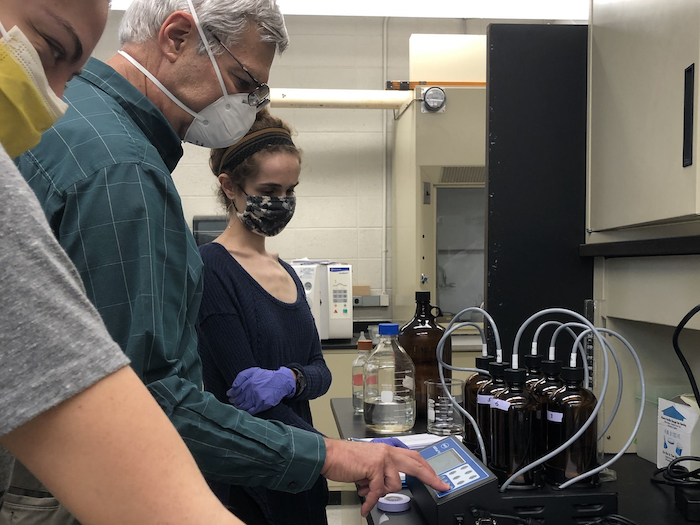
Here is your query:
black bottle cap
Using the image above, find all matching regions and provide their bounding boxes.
[415,291,430,302]
[560,366,585,382]
[475,355,493,371]
[523,354,542,370]
[488,361,510,378]
[504,367,527,384]
[541,359,563,376]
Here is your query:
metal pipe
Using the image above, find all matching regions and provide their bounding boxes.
[381,16,389,301]
[269,88,413,109]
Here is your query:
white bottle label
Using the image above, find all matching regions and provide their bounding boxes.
[402,376,414,390]
[490,398,511,412]
[427,407,435,422]
[477,394,493,405]
[547,410,564,423]
[380,390,394,403]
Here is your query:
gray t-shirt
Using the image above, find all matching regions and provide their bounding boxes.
[0,145,129,437]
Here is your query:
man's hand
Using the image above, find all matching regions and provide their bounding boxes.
[320,438,449,517]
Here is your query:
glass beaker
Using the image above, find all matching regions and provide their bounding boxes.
[426,378,464,436]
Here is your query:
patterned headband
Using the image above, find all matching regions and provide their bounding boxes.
[218,127,295,174]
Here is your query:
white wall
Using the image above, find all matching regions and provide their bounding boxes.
[94,11,549,321]
[94,11,471,321]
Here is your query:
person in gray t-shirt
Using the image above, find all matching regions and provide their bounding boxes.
[0,141,246,525]
[0,1,256,524]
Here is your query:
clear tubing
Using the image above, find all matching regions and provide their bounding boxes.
[597,337,623,440]
[550,322,589,386]
[453,321,488,357]
[436,322,489,461]
[532,320,564,357]
[447,307,502,363]
[502,308,610,492]
[559,328,645,489]
[568,328,624,441]
[436,322,488,374]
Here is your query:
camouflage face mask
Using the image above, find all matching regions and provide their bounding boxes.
[234,191,296,237]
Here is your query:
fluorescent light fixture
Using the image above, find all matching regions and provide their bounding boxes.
[111,0,589,20]
[277,0,588,19]
[110,0,132,9]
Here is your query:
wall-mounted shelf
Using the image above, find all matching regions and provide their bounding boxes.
[580,236,700,258]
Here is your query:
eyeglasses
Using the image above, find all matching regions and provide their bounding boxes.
[213,35,270,111]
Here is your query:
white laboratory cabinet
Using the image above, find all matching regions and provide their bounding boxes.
[587,0,700,329]
[589,0,700,231]
[587,0,700,454]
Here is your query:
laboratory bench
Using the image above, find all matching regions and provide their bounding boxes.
[319,322,484,352]
[321,338,357,351]
[329,398,696,525]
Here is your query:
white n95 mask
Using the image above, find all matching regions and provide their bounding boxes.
[117,0,257,149]
[182,93,256,148]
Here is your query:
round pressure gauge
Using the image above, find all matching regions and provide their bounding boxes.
[423,86,447,112]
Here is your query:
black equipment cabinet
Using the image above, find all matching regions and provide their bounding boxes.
[485,24,594,355]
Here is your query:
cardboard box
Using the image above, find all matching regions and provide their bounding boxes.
[657,396,700,468]
[353,285,371,296]
[635,382,687,463]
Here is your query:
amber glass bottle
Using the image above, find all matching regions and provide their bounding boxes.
[523,354,544,391]
[463,354,493,453]
[398,291,451,420]
[476,361,509,463]
[490,368,539,486]
[545,366,598,486]
[532,359,563,458]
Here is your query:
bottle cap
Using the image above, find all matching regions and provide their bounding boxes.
[541,359,563,376]
[358,339,373,351]
[378,323,399,336]
[488,361,510,378]
[415,291,430,302]
[475,355,493,371]
[560,366,584,382]
[523,354,542,370]
[504,367,527,384]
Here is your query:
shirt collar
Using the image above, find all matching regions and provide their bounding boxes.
[78,58,184,172]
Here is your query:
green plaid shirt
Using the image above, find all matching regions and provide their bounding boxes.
[17,58,324,491]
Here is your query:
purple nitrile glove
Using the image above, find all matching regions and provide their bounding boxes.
[370,437,409,449]
[227,366,296,415]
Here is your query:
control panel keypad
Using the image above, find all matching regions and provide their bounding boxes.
[438,464,481,495]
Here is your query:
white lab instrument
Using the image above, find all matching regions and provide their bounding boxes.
[290,260,353,340]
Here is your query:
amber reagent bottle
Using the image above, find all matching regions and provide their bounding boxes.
[398,291,451,420]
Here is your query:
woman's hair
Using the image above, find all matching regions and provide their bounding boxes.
[118,0,289,55]
[210,110,301,210]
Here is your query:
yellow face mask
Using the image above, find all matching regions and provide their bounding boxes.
[0,23,68,158]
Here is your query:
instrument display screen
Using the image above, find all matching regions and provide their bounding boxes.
[426,448,464,475]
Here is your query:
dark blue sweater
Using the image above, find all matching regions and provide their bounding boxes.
[197,242,331,524]
[197,242,331,431]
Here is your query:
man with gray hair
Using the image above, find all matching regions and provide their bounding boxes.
[8,0,448,523]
